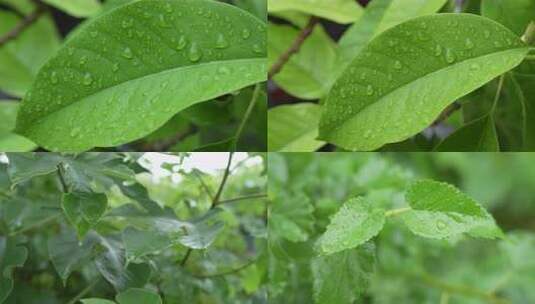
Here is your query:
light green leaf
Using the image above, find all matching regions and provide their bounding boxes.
[268,103,325,152]
[401,180,503,239]
[268,23,336,99]
[116,288,162,304]
[122,227,171,262]
[316,197,385,255]
[311,244,375,304]
[16,0,266,152]
[336,0,447,80]
[0,236,28,303]
[81,299,116,304]
[0,102,35,152]
[42,0,102,18]
[0,10,60,97]
[267,0,362,24]
[179,208,225,249]
[435,115,499,151]
[320,14,529,151]
[481,0,535,36]
[62,192,108,239]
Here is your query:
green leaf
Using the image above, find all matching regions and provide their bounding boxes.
[320,14,529,151]
[62,192,108,239]
[179,208,225,249]
[0,236,28,303]
[268,23,336,99]
[0,10,60,97]
[481,0,535,36]
[337,0,448,77]
[122,227,171,262]
[270,193,314,243]
[267,0,362,24]
[5,153,62,187]
[512,73,535,150]
[311,244,375,304]
[0,102,35,152]
[16,0,267,152]
[401,180,503,239]
[81,299,116,304]
[94,235,128,291]
[42,0,102,18]
[316,197,385,255]
[116,288,162,304]
[268,103,325,152]
[435,115,499,151]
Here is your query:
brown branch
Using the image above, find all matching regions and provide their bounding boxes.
[0,2,45,48]
[268,17,319,79]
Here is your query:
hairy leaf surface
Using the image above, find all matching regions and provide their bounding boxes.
[320,14,529,151]
[16,0,266,151]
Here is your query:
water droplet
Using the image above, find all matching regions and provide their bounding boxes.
[188,43,202,62]
[436,220,447,230]
[159,14,170,28]
[469,63,480,71]
[394,60,402,70]
[122,19,133,29]
[434,45,442,57]
[122,47,133,59]
[218,66,230,75]
[70,127,81,137]
[252,44,262,54]
[445,49,456,64]
[80,56,87,65]
[364,129,372,139]
[83,73,93,86]
[112,63,119,72]
[164,3,173,13]
[50,71,58,84]
[366,85,374,96]
[176,36,187,50]
[215,33,229,49]
[465,38,474,49]
[241,29,251,39]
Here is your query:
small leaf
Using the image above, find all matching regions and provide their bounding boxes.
[42,0,102,18]
[62,192,108,239]
[401,180,503,239]
[316,197,385,255]
[435,115,499,151]
[116,288,162,304]
[311,244,375,304]
[16,0,266,151]
[0,236,28,303]
[320,14,529,151]
[268,103,325,152]
[268,0,362,24]
[123,227,171,262]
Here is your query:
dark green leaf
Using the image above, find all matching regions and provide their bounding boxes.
[435,115,499,151]
[0,236,28,303]
[61,192,108,239]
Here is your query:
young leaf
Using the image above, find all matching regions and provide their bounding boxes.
[42,0,102,18]
[435,115,499,151]
[267,0,362,24]
[0,102,36,152]
[316,197,385,255]
[320,14,530,151]
[311,244,375,304]
[16,0,267,152]
[62,192,108,239]
[116,288,162,304]
[401,180,503,239]
[0,236,28,304]
[268,103,325,152]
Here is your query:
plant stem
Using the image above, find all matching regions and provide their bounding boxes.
[0,1,45,47]
[57,164,69,193]
[491,75,505,115]
[232,84,261,151]
[66,278,100,304]
[192,170,214,201]
[217,193,267,205]
[521,21,535,45]
[385,207,411,217]
[268,16,319,79]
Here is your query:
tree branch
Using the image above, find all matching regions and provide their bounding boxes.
[268,17,319,79]
[217,193,267,205]
[0,2,45,48]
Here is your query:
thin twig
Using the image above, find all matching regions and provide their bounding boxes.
[192,170,214,201]
[268,17,319,79]
[57,164,69,193]
[217,193,267,205]
[0,2,45,48]
[232,84,261,150]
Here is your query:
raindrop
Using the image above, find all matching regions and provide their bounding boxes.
[83,73,93,86]
[215,33,229,49]
[394,60,402,70]
[252,44,262,54]
[484,30,491,39]
[164,3,173,13]
[80,56,87,65]
[218,66,230,75]
[188,43,202,62]
[465,38,474,49]
[112,63,119,72]
[176,36,187,50]
[159,14,170,28]
[469,63,480,71]
[70,127,81,138]
[51,71,59,84]
[241,29,251,39]
[434,45,442,57]
[445,49,455,64]
[122,47,133,59]
[366,85,374,96]
[90,31,97,38]
[436,220,447,230]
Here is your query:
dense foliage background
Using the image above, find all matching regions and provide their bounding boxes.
[269,152,535,303]
[0,152,267,303]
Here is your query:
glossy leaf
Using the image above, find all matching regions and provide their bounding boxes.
[16,0,267,151]
[311,244,375,304]
[267,0,362,24]
[62,191,108,239]
[0,102,35,151]
[435,115,499,151]
[94,235,128,291]
[401,180,503,239]
[268,23,336,99]
[481,0,535,36]
[320,14,530,151]
[316,197,385,255]
[116,288,162,304]
[42,0,102,18]
[0,236,28,303]
[267,103,325,152]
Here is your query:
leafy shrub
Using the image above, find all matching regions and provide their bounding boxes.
[0,0,267,152]
[268,0,535,152]
[269,153,535,303]
[0,152,267,303]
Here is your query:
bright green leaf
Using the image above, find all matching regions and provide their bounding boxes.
[267,0,362,24]
[16,0,267,152]
[0,102,35,152]
[316,197,385,255]
[268,103,325,152]
[435,115,499,151]
[42,0,102,18]
[116,288,162,304]
[320,14,529,151]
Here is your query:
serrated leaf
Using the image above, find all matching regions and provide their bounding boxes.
[0,236,28,303]
[401,179,503,239]
[435,115,499,151]
[320,14,529,151]
[268,23,336,99]
[316,197,385,255]
[16,0,266,152]
[116,288,162,304]
[481,0,535,36]
[268,0,362,24]
[123,227,171,261]
[268,103,325,152]
[311,244,375,304]
[62,192,108,239]
[42,0,101,18]
[0,102,36,152]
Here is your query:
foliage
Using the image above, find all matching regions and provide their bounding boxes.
[0,152,267,303]
[268,0,535,152]
[268,152,535,303]
[0,0,267,152]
